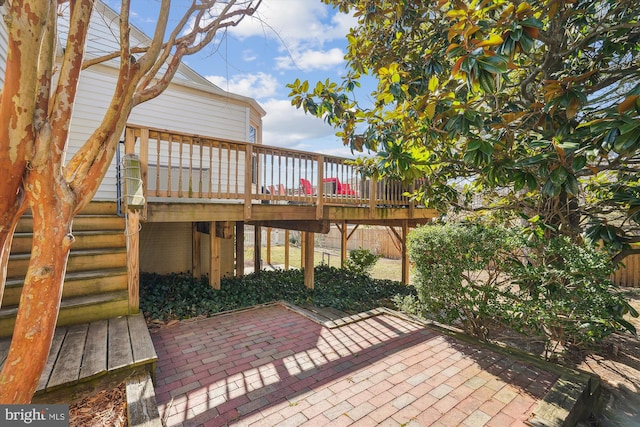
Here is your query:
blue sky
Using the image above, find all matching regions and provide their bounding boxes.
[124,0,372,159]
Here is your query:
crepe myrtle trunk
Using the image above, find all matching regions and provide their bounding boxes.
[0,143,78,403]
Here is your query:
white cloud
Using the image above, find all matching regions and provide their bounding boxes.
[242,49,257,62]
[275,48,345,72]
[236,0,354,44]
[261,99,343,149]
[206,72,278,99]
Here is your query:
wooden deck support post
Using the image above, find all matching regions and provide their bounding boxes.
[236,221,244,277]
[126,211,140,313]
[266,227,272,265]
[192,223,201,277]
[338,221,347,268]
[254,225,261,274]
[284,230,290,270]
[215,222,235,278]
[300,232,305,269]
[402,220,409,285]
[209,221,221,289]
[304,231,315,289]
[125,128,140,314]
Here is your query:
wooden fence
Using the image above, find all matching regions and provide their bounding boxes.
[613,254,640,288]
[320,226,403,259]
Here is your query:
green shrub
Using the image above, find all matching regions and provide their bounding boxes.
[404,223,638,351]
[506,236,638,348]
[140,265,415,321]
[407,224,518,338]
[344,248,381,276]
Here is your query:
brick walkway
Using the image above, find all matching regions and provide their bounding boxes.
[151,304,559,426]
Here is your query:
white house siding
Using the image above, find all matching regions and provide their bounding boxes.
[0,5,7,88]
[68,65,255,200]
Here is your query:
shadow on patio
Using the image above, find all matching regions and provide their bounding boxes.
[150,303,590,427]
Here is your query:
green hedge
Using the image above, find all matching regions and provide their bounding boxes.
[399,223,638,350]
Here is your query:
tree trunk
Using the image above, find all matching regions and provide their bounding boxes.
[0,201,26,306]
[0,138,76,403]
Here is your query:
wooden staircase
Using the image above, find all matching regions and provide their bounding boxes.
[0,202,130,337]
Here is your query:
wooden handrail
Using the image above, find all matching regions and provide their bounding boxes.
[126,124,417,210]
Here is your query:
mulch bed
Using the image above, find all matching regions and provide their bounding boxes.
[69,380,127,427]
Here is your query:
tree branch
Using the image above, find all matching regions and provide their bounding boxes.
[49,0,93,165]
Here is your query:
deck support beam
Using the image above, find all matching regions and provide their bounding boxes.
[254,225,261,274]
[236,222,244,277]
[192,223,201,277]
[220,234,234,279]
[126,211,140,313]
[284,230,290,270]
[303,231,315,289]
[209,221,221,289]
[336,221,347,268]
[402,220,409,285]
[387,222,410,285]
[125,128,140,313]
[266,228,272,265]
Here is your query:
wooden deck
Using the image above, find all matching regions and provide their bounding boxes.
[0,314,157,403]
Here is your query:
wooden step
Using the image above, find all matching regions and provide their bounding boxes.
[7,248,127,279]
[0,291,130,338]
[2,268,128,307]
[10,230,126,255]
[77,201,119,216]
[16,215,125,233]
[20,201,119,217]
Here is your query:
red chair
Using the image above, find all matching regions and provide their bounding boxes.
[339,183,356,195]
[323,177,356,195]
[300,178,315,195]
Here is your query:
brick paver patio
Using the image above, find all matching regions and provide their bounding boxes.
[151,304,559,426]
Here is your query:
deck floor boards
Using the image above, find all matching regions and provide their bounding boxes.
[48,324,89,389]
[0,314,156,399]
[108,316,134,371]
[128,315,156,365]
[37,327,67,391]
[79,319,108,379]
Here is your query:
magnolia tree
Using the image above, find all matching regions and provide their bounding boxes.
[288,0,640,261]
[0,0,261,403]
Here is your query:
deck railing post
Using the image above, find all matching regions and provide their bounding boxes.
[124,128,140,314]
[138,128,149,220]
[409,181,415,218]
[316,155,324,219]
[244,145,253,219]
[369,176,377,216]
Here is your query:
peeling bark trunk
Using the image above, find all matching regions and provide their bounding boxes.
[0,129,77,403]
[0,202,26,308]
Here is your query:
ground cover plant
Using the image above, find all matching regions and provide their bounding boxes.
[140,265,415,321]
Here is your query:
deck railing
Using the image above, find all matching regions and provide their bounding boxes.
[124,125,416,215]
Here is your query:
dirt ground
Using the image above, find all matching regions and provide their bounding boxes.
[67,288,640,427]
